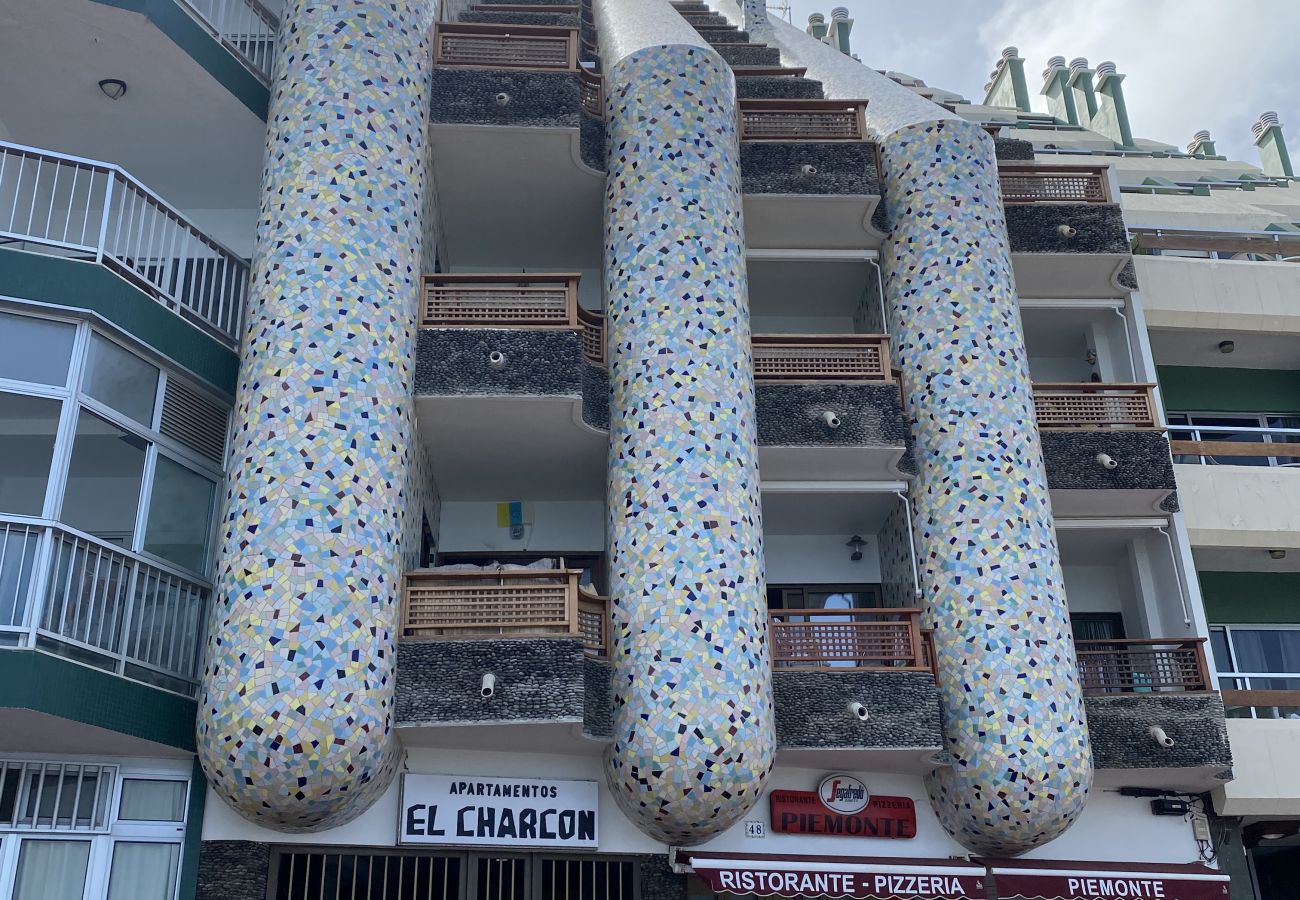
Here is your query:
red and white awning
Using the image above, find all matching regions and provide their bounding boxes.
[985,858,1231,900]
[678,852,987,899]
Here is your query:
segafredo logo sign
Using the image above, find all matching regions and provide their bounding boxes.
[818,774,870,814]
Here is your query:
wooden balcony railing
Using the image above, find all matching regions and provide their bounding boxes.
[1032,383,1160,430]
[1132,227,1300,261]
[999,163,1112,204]
[421,273,580,329]
[738,99,870,142]
[752,334,892,382]
[1076,638,1213,695]
[577,305,605,365]
[769,608,932,672]
[403,569,608,657]
[579,67,603,118]
[434,22,579,72]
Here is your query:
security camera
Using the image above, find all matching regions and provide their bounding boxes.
[1149,725,1174,748]
[801,164,818,176]
[822,411,842,429]
[488,350,507,369]
[1057,224,1078,238]
[495,92,511,106]
[481,673,497,700]
[848,701,869,722]
[1096,452,1119,470]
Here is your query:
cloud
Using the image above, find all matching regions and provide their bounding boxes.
[782,0,1299,163]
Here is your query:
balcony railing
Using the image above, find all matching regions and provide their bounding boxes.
[738,99,870,142]
[0,141,248,346]
[1131,226,1300,262]
[1032,383,1160,430]
[1170,423,1300,467]
[1076,638,1213,695]
[999,164,1112,204]
[402,569,608,657]
[420,276,893,380]
[1219,680,1300,719]
[176,0,279,85]
[0,517,211,696]
[752,334,892,382]
[434,23,579,72]
[769,608,931,671]
[579,67,603,118]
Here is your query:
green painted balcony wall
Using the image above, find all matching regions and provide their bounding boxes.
[1200,571,1300,625]
[1158,366,1300,416]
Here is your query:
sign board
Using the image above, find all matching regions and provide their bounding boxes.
[687,855,986,899]
[817,774,870,814]
[400,774,598,849]
[769,790,917,839]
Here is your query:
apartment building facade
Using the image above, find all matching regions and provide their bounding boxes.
[1,0,1290,898]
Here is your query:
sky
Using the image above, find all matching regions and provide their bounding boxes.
[778,0,1299,164]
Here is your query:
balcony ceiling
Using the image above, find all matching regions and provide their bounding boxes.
[760,489,898,536]
[1148,327,1300,370]
[1011,252,1131,300]
[0,0,264,213]
[1194,546,1300,574]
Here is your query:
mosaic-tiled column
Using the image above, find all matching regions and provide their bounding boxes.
[741,0,775,44]
[602,44,774,846]
[196,0,431,831]
[881,119,1092,856]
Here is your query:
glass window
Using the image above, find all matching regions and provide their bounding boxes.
[83,333,159,426]
[12,839,91,900]
[106,842,180,900]
[1227,629,1300,675]
[143,456,215,573]
[60,410,148,547]
[0,392,63,517]
[118,779,186,821]
[0,313,75,386]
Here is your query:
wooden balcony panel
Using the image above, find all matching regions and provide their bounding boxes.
[403,569,610,657]
[579,68,603,117]
[1170,439,1300,460]
[1032,383,1160,430]
[738,99,869,142]
[769,608,931,672]
[434,22,578,72]
[1076,637,1213,695]
[999,163,1112,204]
[752,334,891,382]
[1220,689,1300,709]
[421,273,581,329]
[1133,229,1300,258]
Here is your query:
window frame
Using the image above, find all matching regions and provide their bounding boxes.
[1168,411,1300,468]
[0,308,226,581]
[1211,624,1300,720]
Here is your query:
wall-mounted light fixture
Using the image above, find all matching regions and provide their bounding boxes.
[846,535,865,562]
[1218,340,1236,354]
[98,78,127,101]
[1270,549,1288,560]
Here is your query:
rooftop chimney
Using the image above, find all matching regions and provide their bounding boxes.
[1041,56,1079,126]
[1187,129,1217,158]
[1253,111,1294,177]
[1066,57,1100,126]
[806,12,828,41]
[828,7,854,54]
[983,46,1031,112]
[1093,61,1136,149]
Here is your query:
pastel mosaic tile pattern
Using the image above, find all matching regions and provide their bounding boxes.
[196,0,430,831]
[602,44,774,846]
[880,119,1092,855]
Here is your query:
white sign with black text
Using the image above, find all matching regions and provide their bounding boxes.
[400,774,599,849]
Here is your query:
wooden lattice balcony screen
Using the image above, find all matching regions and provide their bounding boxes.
[434,23,578,72]
[738,99,870,142]
[751,335,891,382]
[999,164,1111,204]
[1031,383,1160,430]
[421,273,581,328]
[768,608,931,671]
[1075,638,1212,695]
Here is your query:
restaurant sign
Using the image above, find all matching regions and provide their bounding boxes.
[769,789,917,839]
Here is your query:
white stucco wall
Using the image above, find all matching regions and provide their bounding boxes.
[1176,464,1300,551]
[1136,256,1300,335]
[1214,719,1300,817]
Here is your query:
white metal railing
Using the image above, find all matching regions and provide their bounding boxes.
[1168,423,1300,467]
[0,516,211,695]
[175,0,279,85]
[0,141,247,345]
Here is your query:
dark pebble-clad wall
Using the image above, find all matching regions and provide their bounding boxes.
[395,639,587,725]
[740,143,882,196]
[735,76,826,100]
[415,329,584,396]
[1084,694,1233,772]
[1004,202,1130,254]
[584,656,613,738]
[755,382,913,460]
[1040,431,1177,494]
[993,137,1036,161]
[429,70,580,128]
[773,671,943,749]
[639,854,689,900]
[196,841,271,900]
